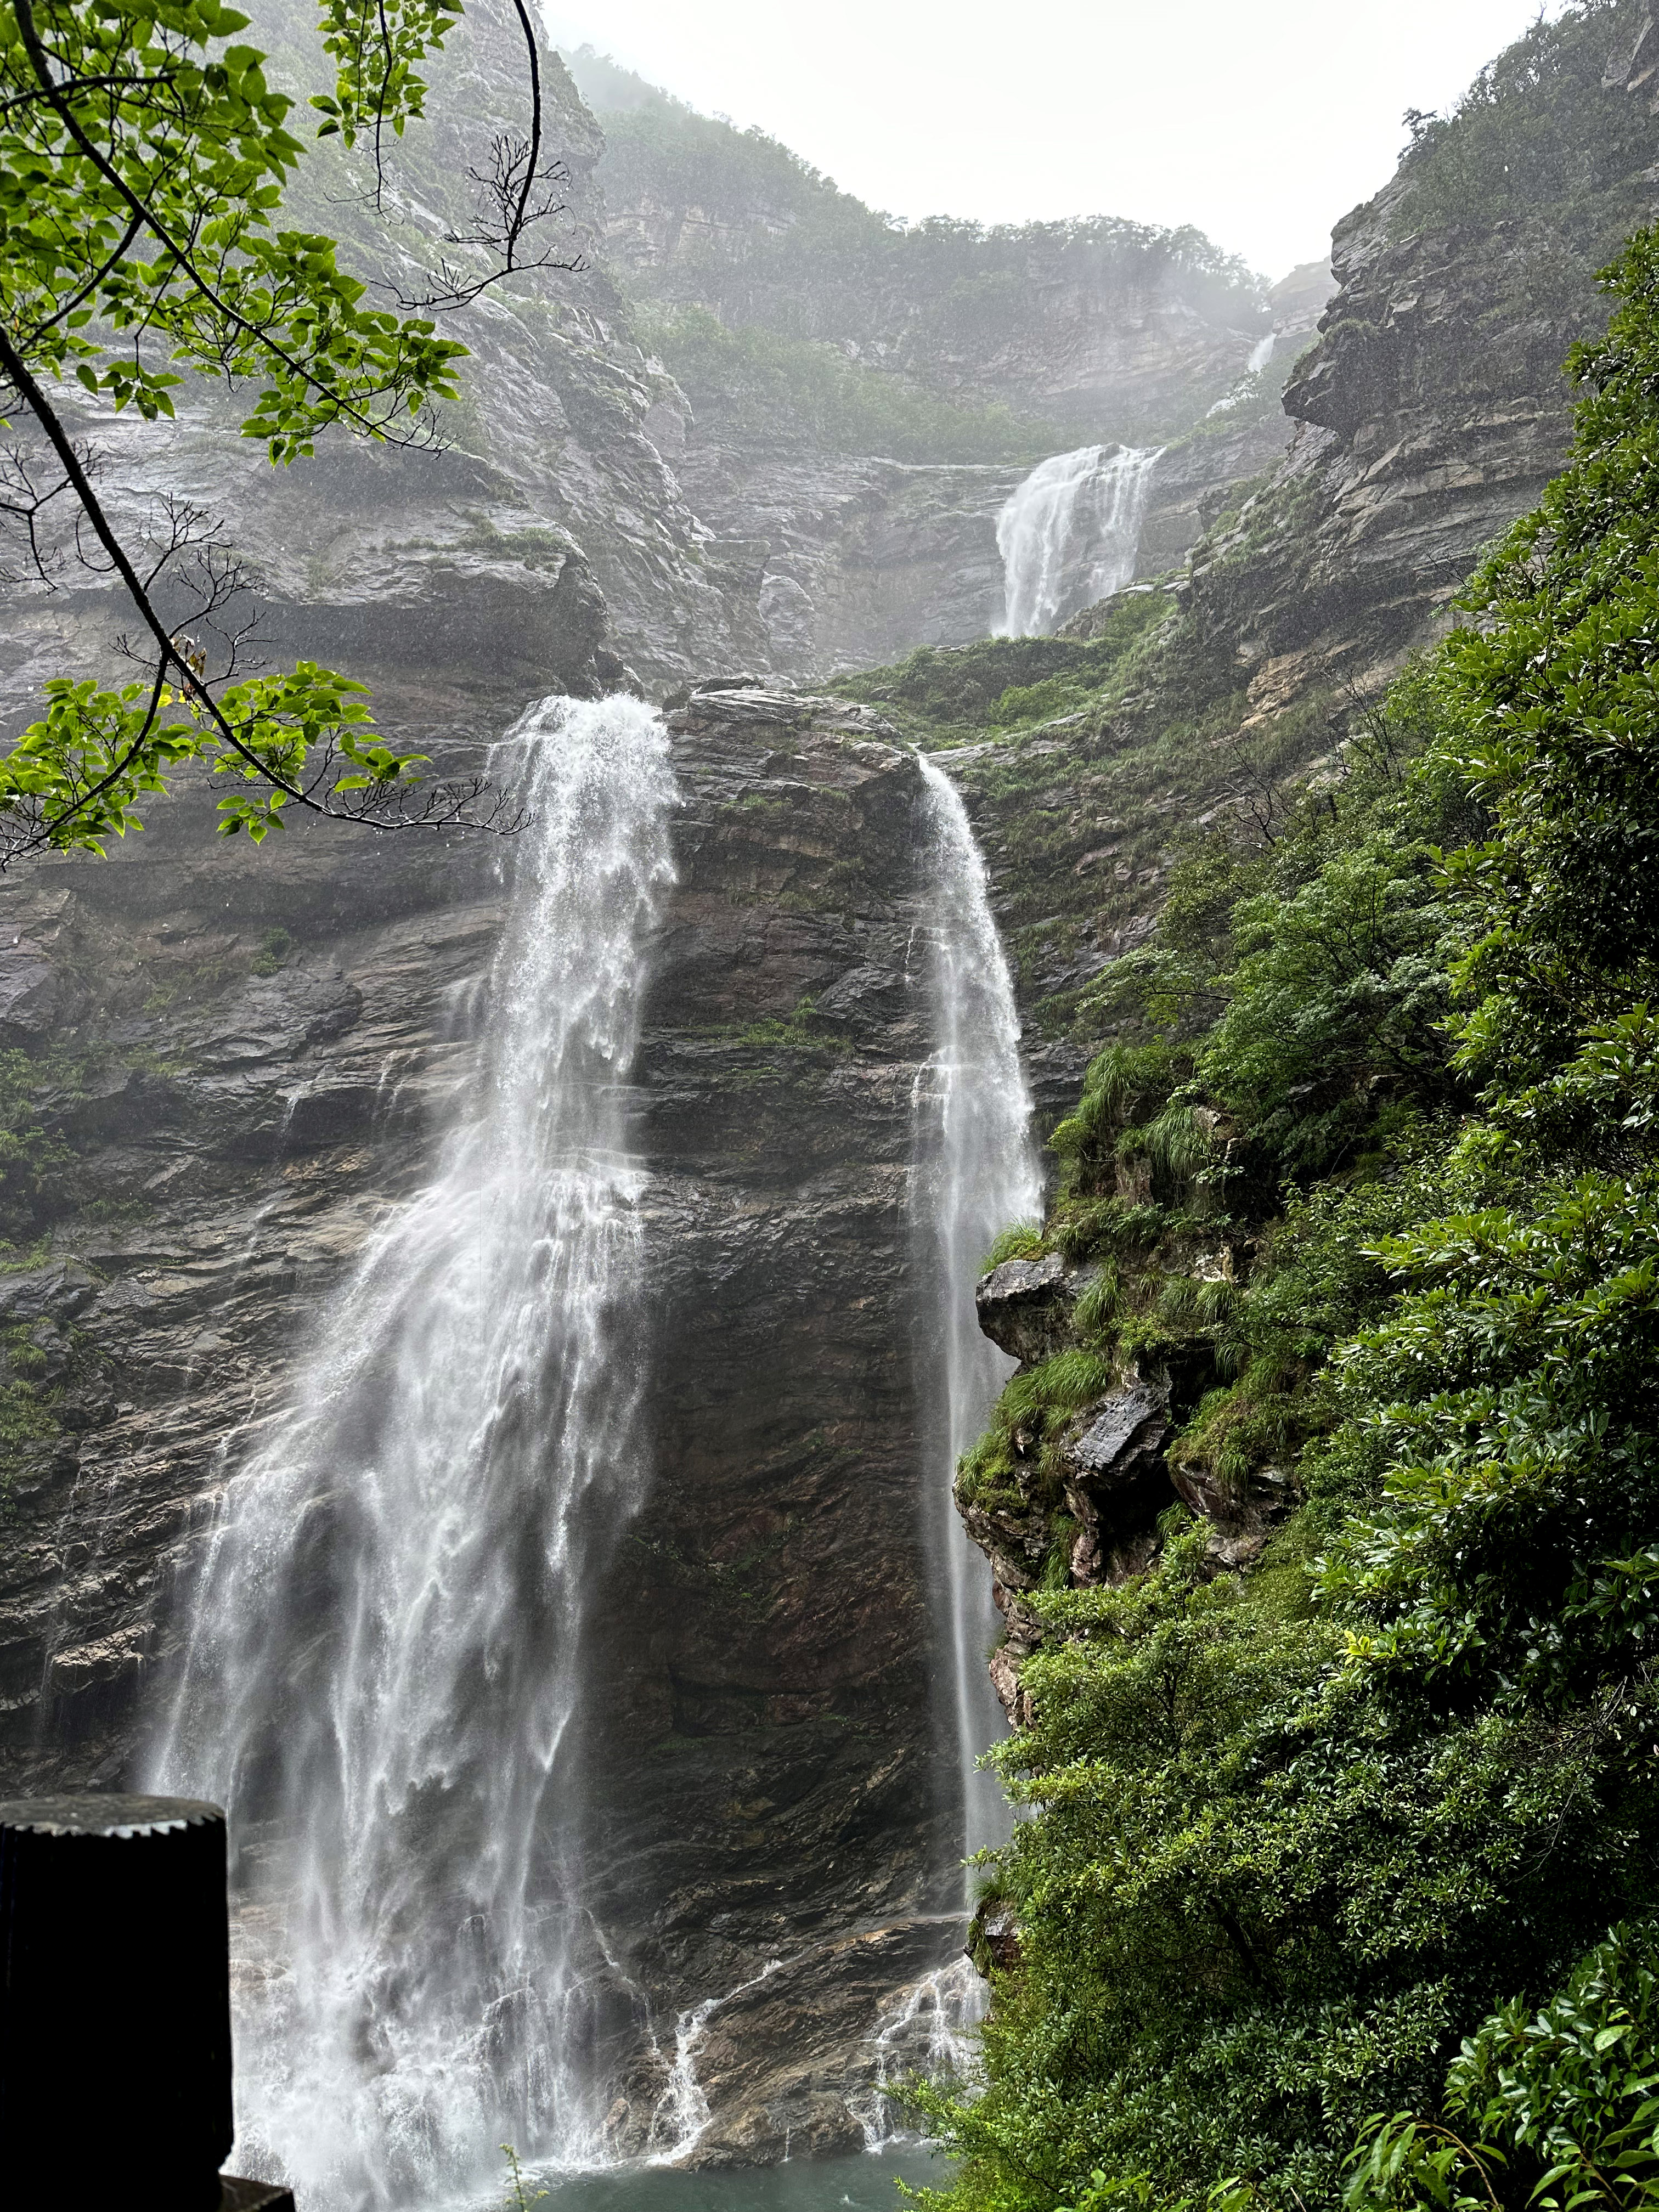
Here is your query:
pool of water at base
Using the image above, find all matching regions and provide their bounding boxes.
[524,2146,950,2212]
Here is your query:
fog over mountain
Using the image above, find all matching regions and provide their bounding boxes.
[541,0,1562,273]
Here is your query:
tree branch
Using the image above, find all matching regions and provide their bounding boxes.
[12,0,439,449]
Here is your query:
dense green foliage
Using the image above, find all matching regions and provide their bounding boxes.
[920,228,1659,2212]
[1350,1921,1659,2210]
[1401,0,1657,255]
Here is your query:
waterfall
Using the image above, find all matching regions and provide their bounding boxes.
[851,1956,988,2150]
[645,1958,785,2165]
[913,756,1042,1889]
[146,693,679,2212]
[996,443,1161,637]
[1247,330,1277,374]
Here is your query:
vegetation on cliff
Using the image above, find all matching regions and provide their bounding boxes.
[572,45,1265,450]
[590,66,1261,345]
[1398,0,1658,255]
[830,1,1659,1053]
[918,225,1659,2212]
[632,301,1054,464]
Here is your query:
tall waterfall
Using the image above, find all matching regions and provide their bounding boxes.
[913,755,1042,1886]
[997,443,1161,637]
[148,695,679,2211]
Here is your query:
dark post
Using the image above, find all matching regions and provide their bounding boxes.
[0,1793,294,2211]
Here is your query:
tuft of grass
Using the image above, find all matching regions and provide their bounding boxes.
[982,1219,1046,1271]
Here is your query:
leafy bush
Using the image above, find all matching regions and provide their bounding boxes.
[1348,1922,1659,2210]
[923,225,1659,2212]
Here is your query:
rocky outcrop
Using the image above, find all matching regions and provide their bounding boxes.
[958,1251,1280,1725]
[1178,55,1659,709]
[612,1918,972,2166]
[669,448,1023,675]
[974,1254,1070,1365]
[0,684,965,2162]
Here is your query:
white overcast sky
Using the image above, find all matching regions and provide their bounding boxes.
[538,0,1566,278]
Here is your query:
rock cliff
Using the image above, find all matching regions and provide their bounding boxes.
[889,0,1659,1748]
[0,0,774,723]
[566,53,1340,662]
[833,1,1659,1096]
[578,61,1273,443]
[0,682,976,2162]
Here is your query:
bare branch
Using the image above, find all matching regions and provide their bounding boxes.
[369,0,588,313]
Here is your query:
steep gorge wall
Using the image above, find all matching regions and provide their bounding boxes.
[0,683,970,2163]
[832,2,1659,1086]
[568,56,1341,667]
[0,0,1654,2181]
[882,3,1659,1755]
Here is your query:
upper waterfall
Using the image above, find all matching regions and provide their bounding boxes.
[913,754,1042,1885]
[146,695,679,2211]
[996,444,1162,637]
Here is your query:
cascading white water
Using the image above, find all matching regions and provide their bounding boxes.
[913,756,1042,1887]
[147,694,679,2212]
[851,1957,988,2151]
[645,1958,785,2165]
[996,443,1161,637]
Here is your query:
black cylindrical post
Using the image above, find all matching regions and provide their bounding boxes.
[0,1793,235,2207]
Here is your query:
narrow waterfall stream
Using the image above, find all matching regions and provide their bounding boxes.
[997,444,1162,636]
[148,694,679,2212]
[913,756,1042,1886]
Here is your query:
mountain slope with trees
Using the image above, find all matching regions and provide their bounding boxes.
[913,192,1659,2212]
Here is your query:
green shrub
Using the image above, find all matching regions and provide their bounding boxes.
[922,223,1659,2212]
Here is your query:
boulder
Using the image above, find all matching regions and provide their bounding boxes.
[974,1252,1070,1362]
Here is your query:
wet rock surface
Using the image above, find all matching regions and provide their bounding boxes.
[0,687,962,2162]
[974,1254,1069,1365]
[673,448,1022,676]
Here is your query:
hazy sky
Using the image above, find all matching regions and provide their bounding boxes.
[538,0,1564,278]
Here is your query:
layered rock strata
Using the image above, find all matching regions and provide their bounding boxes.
[0,683,969,2164]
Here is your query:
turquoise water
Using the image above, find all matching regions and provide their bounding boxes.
[531,2147,948,2212]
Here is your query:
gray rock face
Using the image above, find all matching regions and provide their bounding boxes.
[674,447,1022,675]
[0,0,770,727]
[0,687,964,2163]
[1183,151,1657,706]
[1062,1378,1172,1590]
[974,1254,1069,1365]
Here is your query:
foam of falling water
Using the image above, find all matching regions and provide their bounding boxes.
[913,755,1042,1891]
[850,1957,988,2150]
[996,443,1162,637]
[645,1959,785,2165]
[146,693,679,2212]
[1208,330,1280,417]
